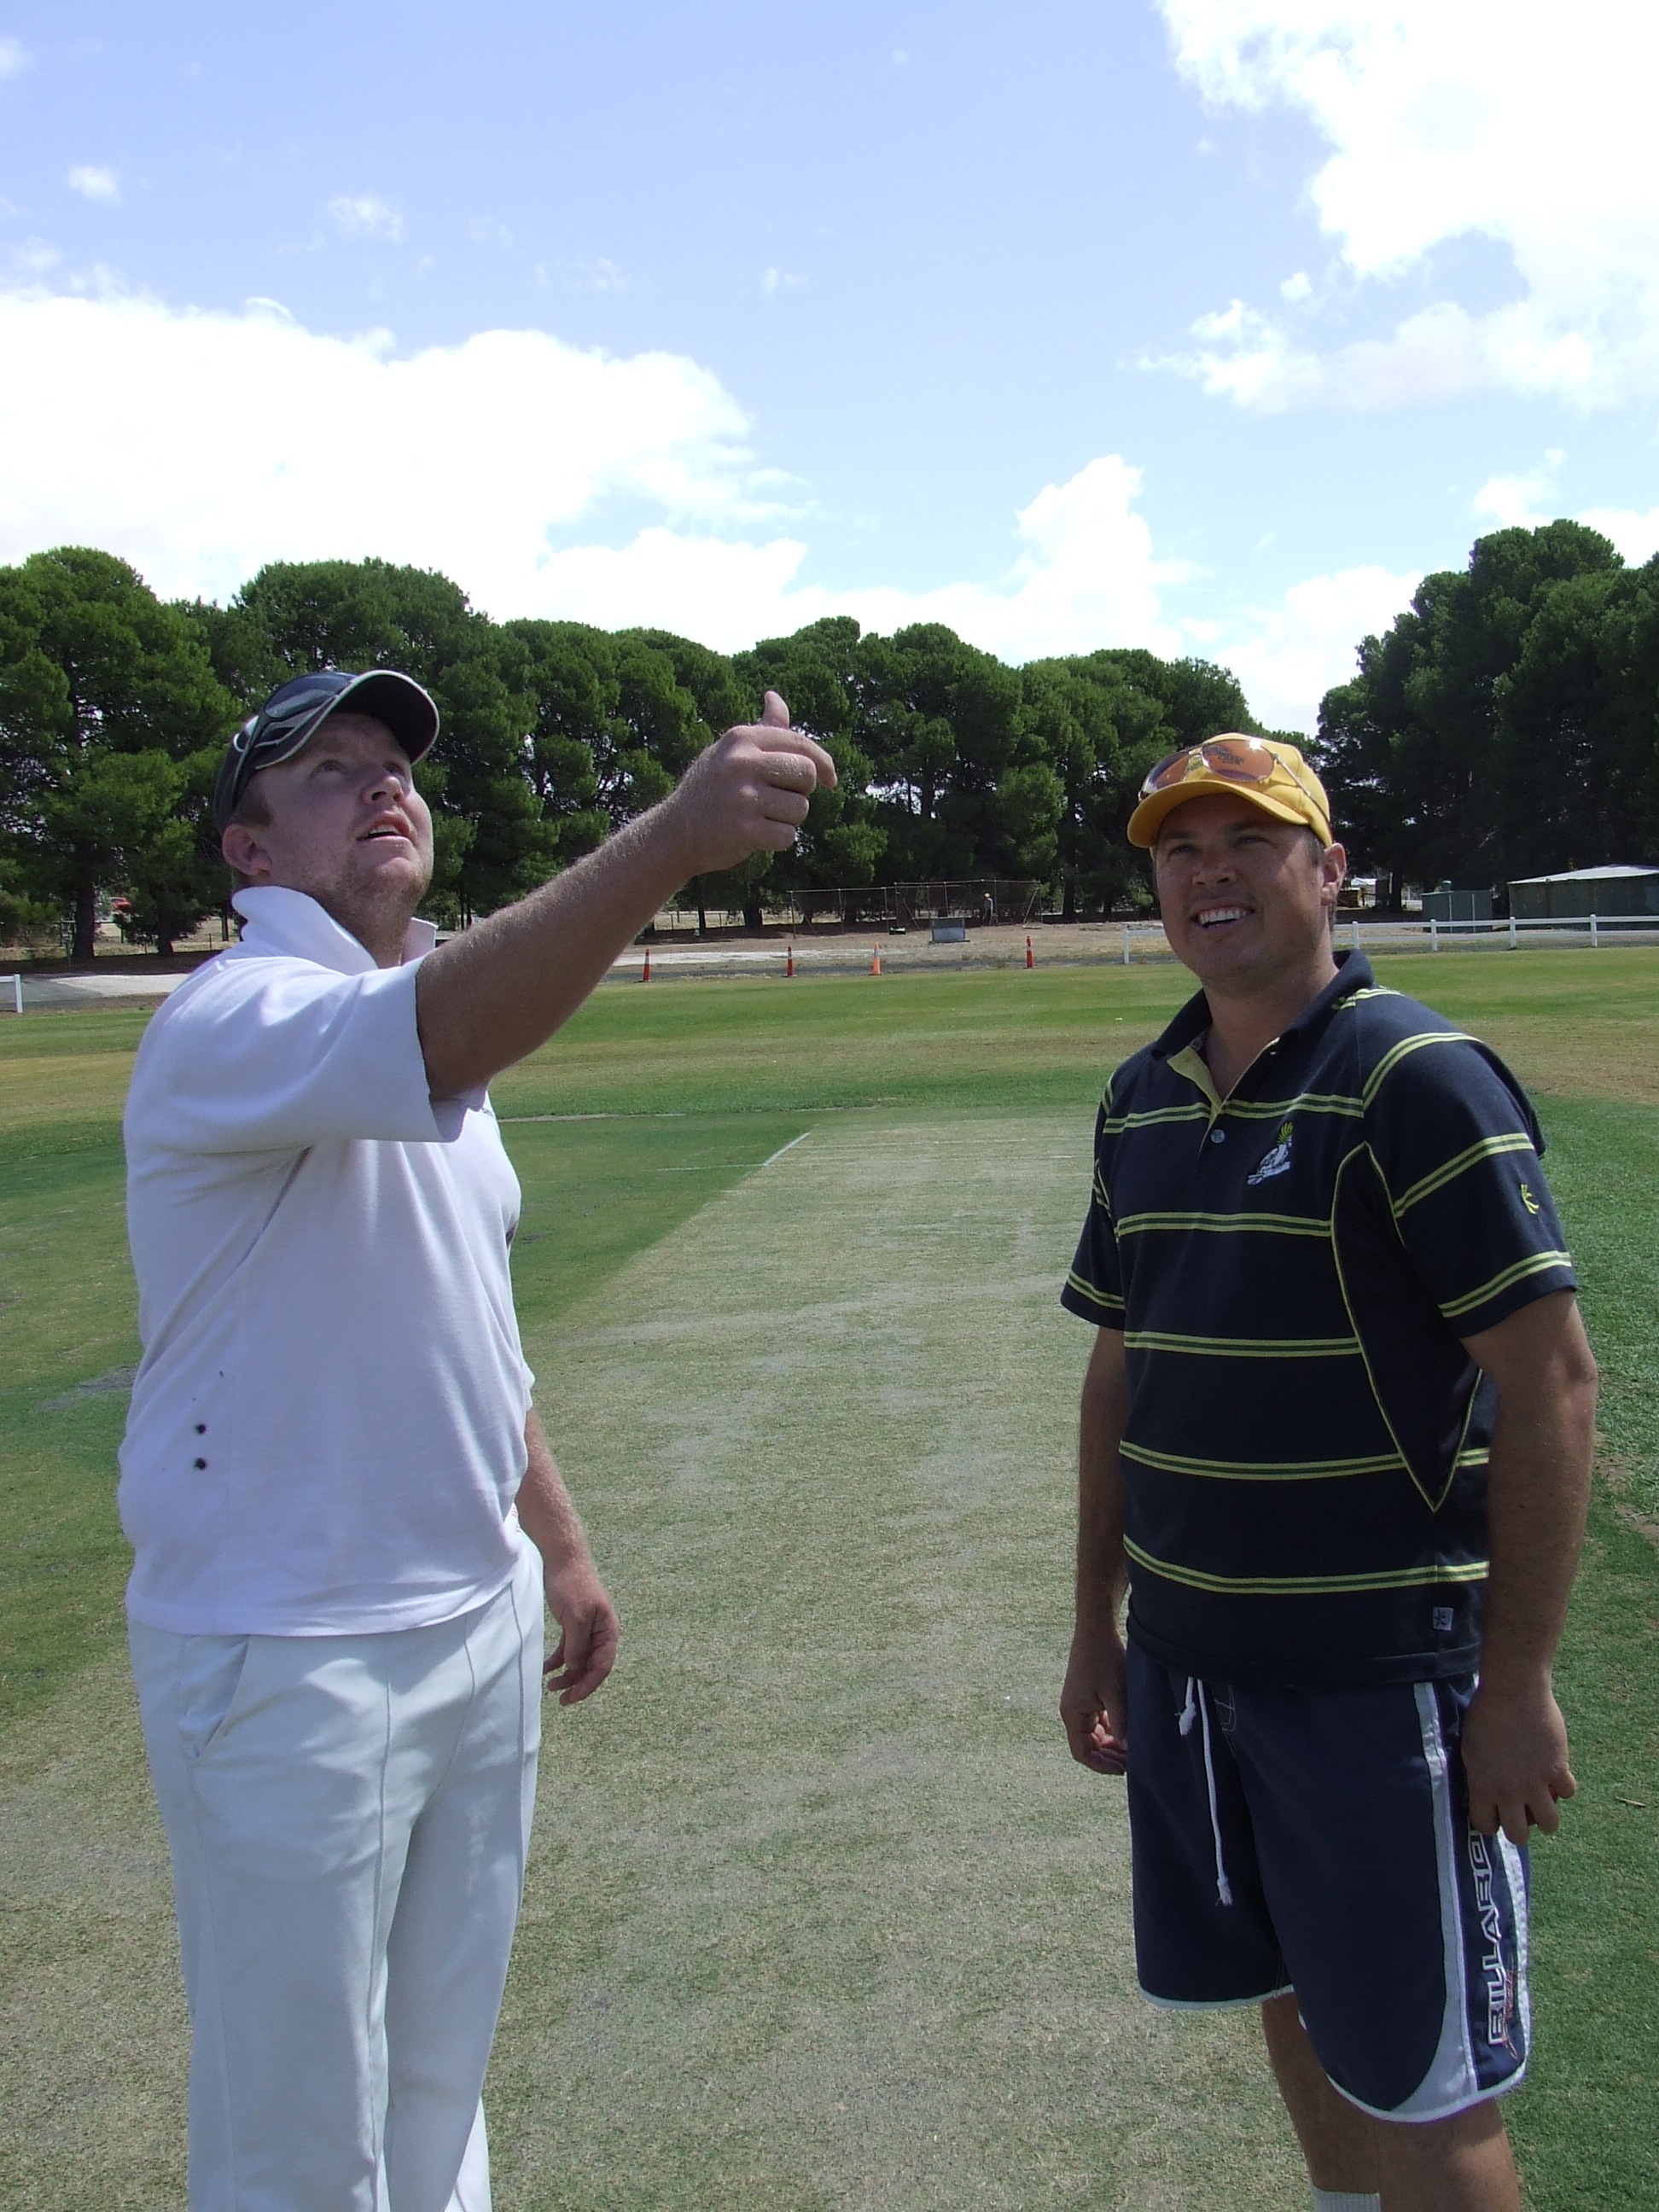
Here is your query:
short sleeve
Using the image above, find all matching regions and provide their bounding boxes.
[1061,1099,1126,1329]
[1365,1033,1576,1337]
[128,955,464,1156]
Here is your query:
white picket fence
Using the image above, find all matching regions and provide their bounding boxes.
[1112,913,1659,964]
[1388,912,1656,952]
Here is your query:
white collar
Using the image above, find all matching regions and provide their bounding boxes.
[230,887,438,976]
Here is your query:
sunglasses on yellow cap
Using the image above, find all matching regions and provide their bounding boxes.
[1139,735,1324,813]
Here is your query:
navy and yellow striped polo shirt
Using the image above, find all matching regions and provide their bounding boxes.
[1062,952,1576,1689]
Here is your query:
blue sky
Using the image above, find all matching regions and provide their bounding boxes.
[2,1,1656,727]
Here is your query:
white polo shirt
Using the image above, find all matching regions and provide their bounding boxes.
[119,887,533,1638]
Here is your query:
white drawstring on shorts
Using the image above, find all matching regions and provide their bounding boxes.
[1178,1676,1234,1908]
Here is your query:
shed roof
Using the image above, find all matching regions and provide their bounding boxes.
[1507,864,1659,884]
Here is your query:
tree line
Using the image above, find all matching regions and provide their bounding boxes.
[3,521,1656,957]
[0,546,1272,956]
[1319,521,1659,901]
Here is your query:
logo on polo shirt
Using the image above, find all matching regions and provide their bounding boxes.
[1520,1181,1540,1215]
[1246,1120,1295,1186]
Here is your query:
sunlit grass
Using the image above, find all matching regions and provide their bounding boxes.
[0,952,1655,2205]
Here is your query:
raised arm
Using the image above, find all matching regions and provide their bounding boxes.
[415,693,835,1097]
[1458,1289,1598,1842]
[1061,1324,1132,1775]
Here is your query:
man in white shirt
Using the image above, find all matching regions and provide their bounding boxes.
[120,667,835,2212]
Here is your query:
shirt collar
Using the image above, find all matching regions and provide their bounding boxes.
[1150,947,1374,1062]
[230,887,438,975]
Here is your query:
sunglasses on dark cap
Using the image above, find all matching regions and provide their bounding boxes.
[212,669,440,833]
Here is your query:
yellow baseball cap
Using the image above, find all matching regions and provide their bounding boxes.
[1126,734,1333,849]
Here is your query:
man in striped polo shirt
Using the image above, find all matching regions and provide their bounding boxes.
[1059,737,1598,2212]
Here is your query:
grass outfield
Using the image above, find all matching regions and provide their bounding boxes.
[1,948,1656,2206]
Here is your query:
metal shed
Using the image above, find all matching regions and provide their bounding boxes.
[1421,886,1493,923]
[1506,864,1659,920]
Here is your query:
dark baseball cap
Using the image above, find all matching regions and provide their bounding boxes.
[212,668,440,832]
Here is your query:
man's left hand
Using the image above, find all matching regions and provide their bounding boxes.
[1461,1677,1575,1844]
[541,1565,620,1706]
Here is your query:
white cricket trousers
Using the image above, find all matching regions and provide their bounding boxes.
[128,1544,543,2212]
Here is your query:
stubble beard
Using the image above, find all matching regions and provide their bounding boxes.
[311,848,434,969]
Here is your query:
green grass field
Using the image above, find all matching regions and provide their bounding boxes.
[2,949,1656,2208]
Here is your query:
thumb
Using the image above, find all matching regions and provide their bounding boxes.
[761,690,791,728]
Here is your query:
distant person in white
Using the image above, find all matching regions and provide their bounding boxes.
[120,667,834,2212]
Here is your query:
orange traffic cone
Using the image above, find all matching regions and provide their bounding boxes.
[870,944,882,976]
[641,946,652,982]
[1026,934,1034,969]
[786,943,795,978]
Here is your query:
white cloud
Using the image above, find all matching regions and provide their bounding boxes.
[326,193,404,242]
[529,456,1190,663]
[1158,0,1659,407]
[1471,476,1544,532]
[0,289,1190,663]
[540,258,628,294]
[1203,565,1422,732]
[1471,453,1659,561]
[1575,505,1659,564]
[1473,449,1563,530]
[760,268,806,294]
[0,284,1398,719]
[0,288,759,608]
[8,238,59,277]
[0,36,28,79]
[67,165,120,204]
[1173,297,1601,413]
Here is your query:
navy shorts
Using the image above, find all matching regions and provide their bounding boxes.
[1126,1642,1530,2121]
